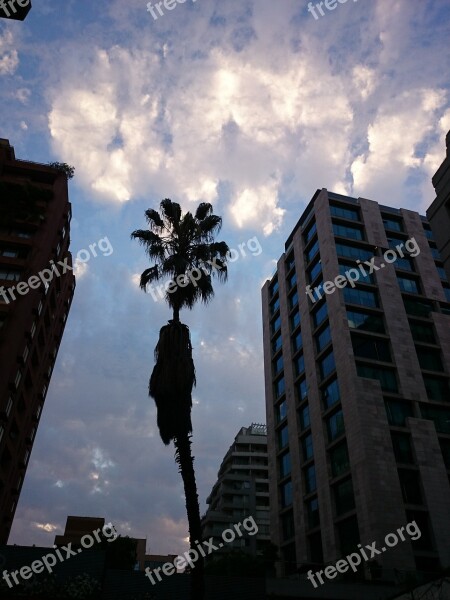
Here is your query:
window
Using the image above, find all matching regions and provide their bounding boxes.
[269,279,279,297]
[304,464,317,493]
[339,263,374,284]
[436,266,448,280]
[289,290,299,310]
[327,409,345,441]
[330,442,350,477]
[357,365,398,392]
[330,204,359,221]
[305,239,320,263]
[286,253,295,272]
[312,301,328,327]
[280,480,293,507]
[316,324,331,353]
[282,543,297,576]
[302,434,314,461]
[273,355,284,375]
[281,510,295,540]
[271,314,281,335]
[387,236,406,250]
[385,400,413,426]
[416,348,443,372]
[0,269,21,281]
[420,405,450,434]
[430,246,441,260]
[444,288,450,303]
[294,353,305,376]
[336,515,359,555]
[308,531,323,564]
[275,400,287,424]
[383,217,403,232]
[298,378,308,401]
[292,331,302,353]
[344,287,378,307]
[347,310,384,333]
[272,332,282,354]
[278,424,289,449]
[395,257,414,272]
[322,378,340,409]
[403,298,433,317]
[334,478,355,515]
[398,469,422,504]
[290,310,300,331]
[423,376,449,401]
[397,276,420,294]
[270,296,280,316]
[299,403,310,430]
[306,497,320,528]
[274,376,286,398]
[423,227,434,240]
[319,351,335,380]
[333,223,364,240]
[279,452,291,478]
[410,322,435,344]
[336,243,372,261]
[0,248,19,258]
[391,433,413,464]
[287,272,297,290]
[308,259,322,282]
[304,221,317,244]
[352,337,391,362]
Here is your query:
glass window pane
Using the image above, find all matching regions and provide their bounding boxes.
[281,510,295,540]
[423,376,449,401]
[397,276,420,294]
[316,324,331,352]
[313,301,328,327]
[391,433,413,464]
[403,298,433,317]
[290,310,300,331]
[280,480,293,508]
[304,464,316,493]
[305,239,320,263]
[273,355,284,375]
[326,409,345,441]
[383,218,403,232]
[287,272,297,290]
[385,400,413,426]
[308,259,322,282]
[275,400,287,424]
[306,497,320,528]
[294,353,305,376]
[278,424,289,449]
[333,223,364,240]
[304,221,317,244]
[299,403,310,430]
[336,243,372,261]
[319,351,335,380]
[416,348,443,372]
[298,378,308,401]
[279,452,292,478]
[330,442,350,477]
[270,296,280,316]
[271,314,281,335]
[334,478,355,515]
[293,331,302,352]
[289,291,299,310]
[269,279,279,297]
[339,263,374,284]
[274,376,286,398]
[272,332,282,354]
[398,469,422,504]
[420,405,450,433]
[344,287,378,307]
[352,337,391,362]
[410,322,435,343]
[330,205,360,221]
[357,365,398,392]
[322,378,340,409]
[302,433,314,461]
[347,310,384,333]
[395,257,414,272]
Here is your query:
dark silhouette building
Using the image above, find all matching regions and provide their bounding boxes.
[428,130,450,282]
[262,189,450,580]
[0,139,75,543]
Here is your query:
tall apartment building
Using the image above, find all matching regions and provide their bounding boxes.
[201,423,271,558]
[427,130,450,282]
[0,139,75,543]
[262,189,450,580]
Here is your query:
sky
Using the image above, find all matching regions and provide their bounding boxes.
[1,0,450,555]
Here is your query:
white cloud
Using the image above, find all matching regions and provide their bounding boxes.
[0,31,18,75]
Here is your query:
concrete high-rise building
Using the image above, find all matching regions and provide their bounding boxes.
[201,423,271,558]
[427,130,450,282]
[0,139,75,543]
[262,189,450,580]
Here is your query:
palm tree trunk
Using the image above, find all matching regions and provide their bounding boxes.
[174,433,204,600]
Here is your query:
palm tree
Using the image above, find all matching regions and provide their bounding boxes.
[131,199,229,600]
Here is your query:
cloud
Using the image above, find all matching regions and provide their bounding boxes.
[0,31,19,75]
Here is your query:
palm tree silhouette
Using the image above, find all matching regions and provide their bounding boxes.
[132,199,229,599]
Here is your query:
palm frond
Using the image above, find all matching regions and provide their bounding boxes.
[194,203,213,221]
[145,208,164,229]
[139,266,160,290]
[161,198,182,227]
